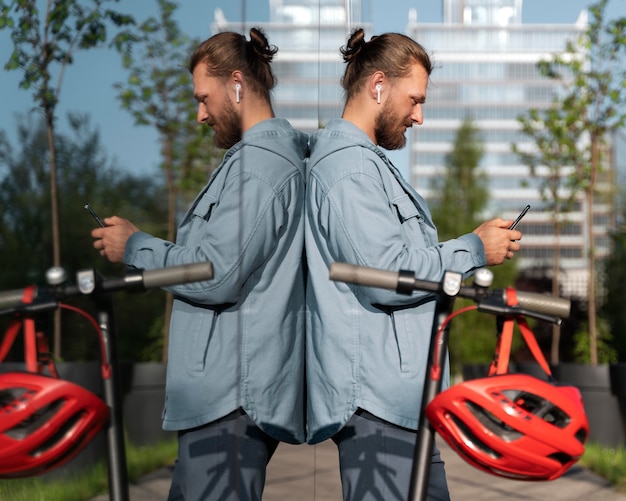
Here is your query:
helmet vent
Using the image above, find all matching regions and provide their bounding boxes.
[0,388,30,409]
[30,410,85,458]
[502,390,571,429]
[465,401,522,442]
[5,399,65,440]
[548,452,573,466]
[575,427,588,445]
[450,411,501,459]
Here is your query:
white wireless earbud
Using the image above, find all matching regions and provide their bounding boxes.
[376,84,382,104]
[235,83,241,103]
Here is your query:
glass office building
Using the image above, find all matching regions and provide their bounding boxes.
[212,0,616,298]
[408,0,613,298]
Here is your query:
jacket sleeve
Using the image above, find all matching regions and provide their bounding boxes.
[311,153,486,306]
[123,168,288,305]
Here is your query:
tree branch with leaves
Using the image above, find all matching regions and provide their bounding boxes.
[0,0,134,358]
[111,0,222,361]
[513,0,626,365]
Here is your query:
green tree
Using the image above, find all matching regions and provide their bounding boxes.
[430,115,489,240]
[111,0,221,360]
[0,113,169,361]
[0,0,134,358]
[513,0,626,365]
[513,99,581,364]
[428,116,519,374]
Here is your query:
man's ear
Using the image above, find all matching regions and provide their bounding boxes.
[370,71,386,104]
[231,70,244,103]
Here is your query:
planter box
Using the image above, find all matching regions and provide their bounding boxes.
[120,361,174,447]
[462,361,554,381]
[461,362,519,380]
[512,361,554,381]
[609,363,626,397]
[461,363,492,381]
[553,363,626,448]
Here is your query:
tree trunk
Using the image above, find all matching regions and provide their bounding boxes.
[587,137,599,366]
[551,219,561,365]
[46,112,62,360]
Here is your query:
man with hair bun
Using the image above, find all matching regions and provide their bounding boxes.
[92,28,307,500]
[305,28,522,500]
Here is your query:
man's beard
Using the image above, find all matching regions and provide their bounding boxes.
[212,97,242,150]
[374,100,408,151]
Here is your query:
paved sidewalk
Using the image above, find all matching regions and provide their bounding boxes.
[91,439,626,500]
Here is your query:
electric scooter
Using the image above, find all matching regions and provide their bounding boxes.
[329,262,571,501]
[0,262,213,501]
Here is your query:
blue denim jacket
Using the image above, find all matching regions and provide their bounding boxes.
[124,118,307,444]
[305,119,486,443]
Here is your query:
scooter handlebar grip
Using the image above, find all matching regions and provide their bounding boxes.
[141,262,214,290]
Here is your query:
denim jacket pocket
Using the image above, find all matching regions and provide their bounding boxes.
[392,195,421,224]
[187,310,215,373]
[192,194,218,221]
[390,309,419,374]
[391,194,436,247]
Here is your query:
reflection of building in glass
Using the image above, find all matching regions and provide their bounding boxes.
[408,0,613,298]
[213,0,370,133]
[212,0,617,299]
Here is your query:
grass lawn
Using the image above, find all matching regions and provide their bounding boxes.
[1,439,625,500]
[581,441,626,493]
[0,438,177,501]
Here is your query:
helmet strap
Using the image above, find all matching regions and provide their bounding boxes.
[0,286,58,377]
[488,315,515,376]
[488,287,553,378]
[519,316,552,376]
[0,320,21,364]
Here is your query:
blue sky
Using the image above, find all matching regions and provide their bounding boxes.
[1,0,625,179]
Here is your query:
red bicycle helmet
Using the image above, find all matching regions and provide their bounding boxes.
[0,372,109,478]
[426,373,589,481]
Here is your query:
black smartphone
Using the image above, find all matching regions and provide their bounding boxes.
[509,204,530,230]
[84,202,105,227]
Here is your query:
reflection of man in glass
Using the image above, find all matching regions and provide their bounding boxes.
[305,29,521,501]
[92,28,307,500]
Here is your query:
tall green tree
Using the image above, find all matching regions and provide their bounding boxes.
[513,0,626,365]
[428,116,519,374]
[0,113,169,361]
[0,0,134,358]
[430,115,489,240]
[111,0,221,361]
[513,98,581,364]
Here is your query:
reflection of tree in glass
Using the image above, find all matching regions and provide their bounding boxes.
[0,0,135,359]
[112,0,223,361]
[0,113,168,362]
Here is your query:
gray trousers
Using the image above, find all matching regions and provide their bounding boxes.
[332,410,451,501]
[167,409,279,501]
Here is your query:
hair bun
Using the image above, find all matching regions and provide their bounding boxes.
[249,27,278,63]
[340,28,366,63]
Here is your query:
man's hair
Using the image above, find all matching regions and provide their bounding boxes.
[340,28,432,101]
[189,27,278,102]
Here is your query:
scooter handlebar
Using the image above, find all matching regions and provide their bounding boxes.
[141,262,214,289]
[0,262,214,312]
[329,261,571,321]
